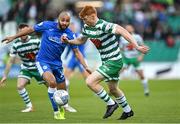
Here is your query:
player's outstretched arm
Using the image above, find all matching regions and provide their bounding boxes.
[115,25,149,54]
[1,27,35,44]
[73,48,91,74]
[0,57,16,87]
[61,35,88,45]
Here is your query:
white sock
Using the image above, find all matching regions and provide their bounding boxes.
[63,103,68,107]
[141,78,149,93]
[116,95,131,113]
[65,79,70,93]
[96,88,115,105]
[18,88,32,108]
[48,87,57,93]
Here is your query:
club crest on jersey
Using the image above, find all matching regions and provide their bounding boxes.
[90,39,101,48]
[43,66,48,70]
[126,43,135,50]
[49,29,54,31]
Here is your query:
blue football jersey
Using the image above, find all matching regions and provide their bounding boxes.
[33,21,77,67]
[65,33,86,58]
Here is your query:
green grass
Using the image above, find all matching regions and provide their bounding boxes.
[0,76,180,123]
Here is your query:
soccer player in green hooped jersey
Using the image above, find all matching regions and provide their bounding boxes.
[0,24,48,112]
[120,25,150,96]
[61,6,149,120]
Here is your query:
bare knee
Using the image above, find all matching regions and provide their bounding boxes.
[86,77,93,88]
[17,83,26,90]
[48,79,56,88]
[43,72,56,88]
[109,87,118,95]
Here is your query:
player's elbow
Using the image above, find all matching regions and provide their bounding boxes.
[27,27,35,33]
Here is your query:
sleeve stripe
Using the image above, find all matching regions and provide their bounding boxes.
[112,24,117,34]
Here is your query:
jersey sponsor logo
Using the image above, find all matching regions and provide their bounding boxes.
[25,53,36,60]
[48,36,60,43]
[43,65,48,70]
[126,43,135,50]
[90,39,102,48]
[85,30,103,35]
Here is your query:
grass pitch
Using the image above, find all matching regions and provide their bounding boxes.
[0,76,180,123]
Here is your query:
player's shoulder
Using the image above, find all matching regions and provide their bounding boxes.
[38,21,57,27]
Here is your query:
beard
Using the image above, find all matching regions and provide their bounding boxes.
[59,23,68,30]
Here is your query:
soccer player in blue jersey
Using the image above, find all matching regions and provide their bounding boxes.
[2,11,90,120]
[64,23,89,93]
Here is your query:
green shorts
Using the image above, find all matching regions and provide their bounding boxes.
[97,59,123,82]
[123,57,140,69]
[18,69,45,84]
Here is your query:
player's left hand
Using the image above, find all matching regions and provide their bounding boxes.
[0,76,7,87]
[136,45,149,54]
[1,36,15,44]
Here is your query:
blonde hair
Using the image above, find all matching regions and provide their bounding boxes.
[79,5,97,19]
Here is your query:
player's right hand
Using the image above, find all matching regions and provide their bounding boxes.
[1,36,15,44]
[61,35,69,43]
[137,45,149,54]
[0,76,7,87]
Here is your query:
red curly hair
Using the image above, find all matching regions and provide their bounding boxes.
[79,5,97,19]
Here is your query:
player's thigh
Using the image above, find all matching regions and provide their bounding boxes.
[86,71,104,85]
[17,69,32,89]
[36,61,56,87]
[43,71,56,87]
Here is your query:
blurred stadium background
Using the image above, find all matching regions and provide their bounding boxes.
[0,0,180,123]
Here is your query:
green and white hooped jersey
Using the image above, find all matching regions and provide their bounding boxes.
[82,19,122,63]
[10,37,40,70]
[120,34,143,58]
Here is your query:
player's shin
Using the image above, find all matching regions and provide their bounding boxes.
[18,88,32,108]
[115,94,131,113]
[48,87,58,112]
[141,78,149,95]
